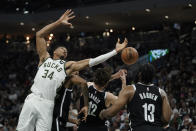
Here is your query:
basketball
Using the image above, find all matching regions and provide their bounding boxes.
[121,47,139,65]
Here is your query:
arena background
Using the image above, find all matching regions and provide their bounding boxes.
[0,0,196,131]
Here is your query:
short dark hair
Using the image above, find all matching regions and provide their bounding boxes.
[94,67,112,87]
[138,63,155,84]
[49,42,66,56]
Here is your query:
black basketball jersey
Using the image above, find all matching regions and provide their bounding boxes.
[53,86,72,125]
[127,83,163,129]
[79,84,106,127]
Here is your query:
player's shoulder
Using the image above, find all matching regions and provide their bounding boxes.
[120,84,136,100]
[66,61,76,66]
[159,88,167,98]
[38,56,52,67]
[105,92,117,100]
[105,92,116,98]
[126,84,136,91]
[87,82,94,87]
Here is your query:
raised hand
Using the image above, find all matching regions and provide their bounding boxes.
[73,119,80,125]
[111,69,127,80]
[57,9,75,26]
[120,70,127,88]
[78,106,88,122]
[115,38,128,53]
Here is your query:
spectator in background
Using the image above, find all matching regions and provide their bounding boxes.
[0,24,196,131]
[179,102,190,116]
[179,114,192,131]
[0,124,4,131]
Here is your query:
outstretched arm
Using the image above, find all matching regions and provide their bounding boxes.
[105,70,127,107]
[109,69,127,82]
[99,85,134,119]
[36,9,75,66]
[66,38,128,75]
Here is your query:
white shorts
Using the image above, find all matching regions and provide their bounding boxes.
[17,93,54,131]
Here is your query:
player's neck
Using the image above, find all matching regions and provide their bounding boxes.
[53,56,60,60]
[94,84,104,92]
[138,82,154,86]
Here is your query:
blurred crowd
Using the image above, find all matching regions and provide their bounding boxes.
[0,24,196,131]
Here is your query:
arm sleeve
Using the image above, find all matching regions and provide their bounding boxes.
[89,50,117,67]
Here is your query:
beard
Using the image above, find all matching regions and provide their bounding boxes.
[60,56,66,60]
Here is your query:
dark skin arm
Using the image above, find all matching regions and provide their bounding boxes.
[69,75,88,107]
[105,70,128,107]
[65,75,88,121]
[36,9,75,66]
[65,38,128,76]
[109,69,127,82]
[100,85,134,119]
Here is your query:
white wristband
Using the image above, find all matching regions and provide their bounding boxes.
[89,50,117,67]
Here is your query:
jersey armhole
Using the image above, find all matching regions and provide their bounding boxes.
[104,92,108,100]
[38,57,50,68]
[63,61,67,76]
[159,88,164,98]
[87,82,94,88]
[159,88,161,94]
[131,84,136,91]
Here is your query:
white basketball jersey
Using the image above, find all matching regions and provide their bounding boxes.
[31,58,67,101]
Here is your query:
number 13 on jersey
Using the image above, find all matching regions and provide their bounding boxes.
[142,103,155,122]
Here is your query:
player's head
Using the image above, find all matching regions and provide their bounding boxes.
[94,67,112,87]
[138,63,155,84]
[53,46,68,60]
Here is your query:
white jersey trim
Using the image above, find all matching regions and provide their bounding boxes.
[60,88,67,117]
[56,118,60,131]
[131,84,136,91]
[104,92,107,100]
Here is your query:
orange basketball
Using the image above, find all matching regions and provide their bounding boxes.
[121,47,139,65]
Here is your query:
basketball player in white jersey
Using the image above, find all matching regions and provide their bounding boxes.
[16,9,128,131]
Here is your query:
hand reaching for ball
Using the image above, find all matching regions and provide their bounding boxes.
[115,38,128,53]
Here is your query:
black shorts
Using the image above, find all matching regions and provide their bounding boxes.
[133,125,164,131]
[78,125,108,131]
[51,117,66,131]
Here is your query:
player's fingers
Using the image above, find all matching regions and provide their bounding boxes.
[121,69,127,74]
[82,116,87,122]
[68,15,76,20]
[124,69,128,74]
[117,38,120,43]
[77,119,80,125]
[78,109,83,114]
[124,37,128,43]
[66,9,71,15]
[78,119,81,124]
[64,9,70,15]
[119,70,123,76]
[123,38,128,46]
[68,11,74,17]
